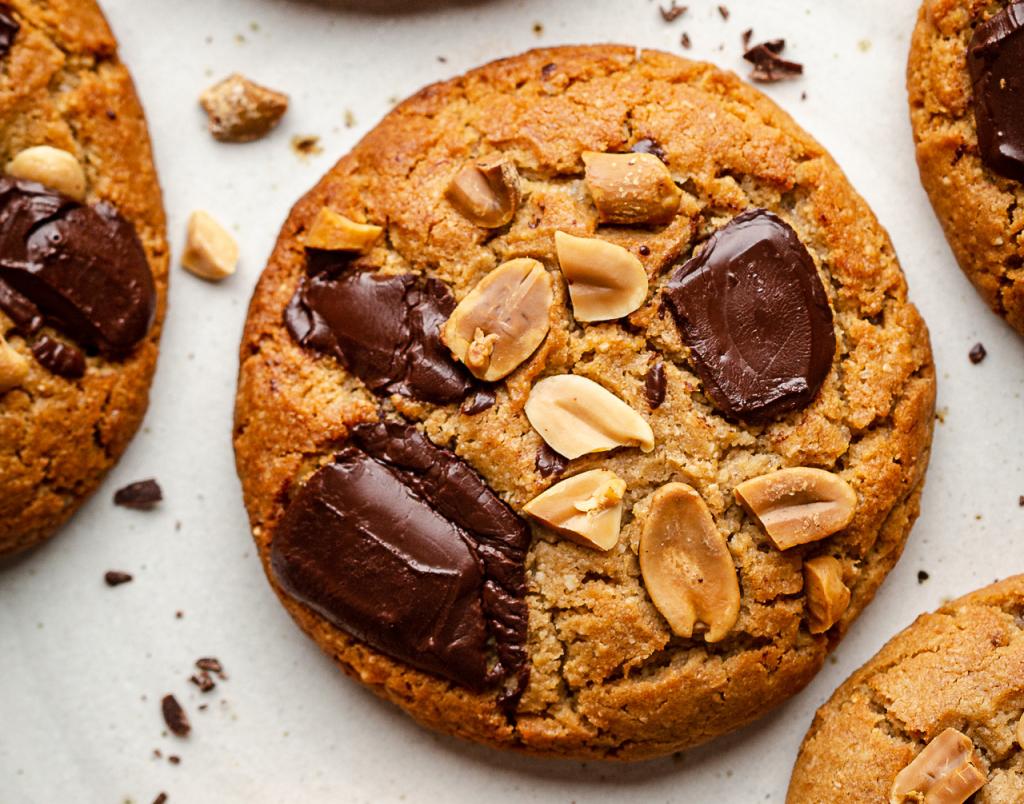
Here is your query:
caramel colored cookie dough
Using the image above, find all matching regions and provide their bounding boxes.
[234,45,935,760]
[0,0,168,556]
[908,0,1024,335]
[788,576,1024,803]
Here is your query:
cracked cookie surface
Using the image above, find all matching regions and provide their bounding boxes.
[234,45,935,760]
[788,575,1024,803]
[908,0,1024,335]
[0,0,168,556]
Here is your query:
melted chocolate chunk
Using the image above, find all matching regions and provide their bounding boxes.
[664,209,835,420]
[31,335,84,378]
[744,40,803,83]
[0,5,19,59]
[460,387,496,415]
[285,270,475,405]
[535,443,569,478]
[968,3,1024,181]
[0,178,155,370]
[271,421,529,708]
[644,359,667,409]
[631,137,668,163]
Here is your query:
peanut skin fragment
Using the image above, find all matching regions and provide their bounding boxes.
[889,728,986,804]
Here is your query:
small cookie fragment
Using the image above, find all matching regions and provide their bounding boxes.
[802,556,850,634]
[522,469,626,551]
[446,155,521,228]
[582,151,681,225]
[182,211,238,281]
[303,208,382,253]
[889,728,986,803]
[0,333,28,392]
[524,374,655,459]
[638,482,740,642]
[6,145,86,201]
[113,478,162,510]
[199,73,288,143]
[161,694,190,737]
[442,258,553,381]
[554,231,649,321]
[735,467,856,550]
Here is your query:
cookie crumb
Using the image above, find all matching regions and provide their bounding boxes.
[532,22,544,36]
[968,342,987,364]
[343,109,356,128]
[857,39,872,52]
[291,135,322,159]
[659,2,687,22]
[917,570,929,583]
[743,39,803,83]
[680,32,692,49]
[199,73,288,143]
[113,479,162,510]
[104,570,133,587]
[741,28,753,48]
[436,55,447,63]
[161,695,190,737]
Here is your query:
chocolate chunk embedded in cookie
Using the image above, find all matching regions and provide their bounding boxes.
[235,45,935,760]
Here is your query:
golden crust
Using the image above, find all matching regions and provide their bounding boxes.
[234,45,935,760]
[788,575,1024,803]
[908,0,1024,335]
[0,0,168,556]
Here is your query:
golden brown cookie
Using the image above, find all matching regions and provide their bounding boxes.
[908,0,1024,335]
[0,0,168,556]
[234,45,936,760]
[788,575,1024,803]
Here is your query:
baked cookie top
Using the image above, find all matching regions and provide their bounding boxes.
[908,0,1024,335]
[234,45,936,760]
[0,0,168,556]
[788,575,1024,803]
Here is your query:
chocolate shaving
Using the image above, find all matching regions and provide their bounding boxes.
[114,479,163,509]
[195,657,224,676]
[744,40,803,83]
[104,570,133,587]
[717,4,730,19]
[969,342,987,364]
[153,794,168,804]
[644,360,667,409]
[659,2,687,22]
[190,673,215,693]
[742,28,753,48]
[161,695,190,737]
[680,32,692,49]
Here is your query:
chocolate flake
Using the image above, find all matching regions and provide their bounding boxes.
[161,695,190,737]
[644,360,667,409]
[195,657,224,676]
[104,570,133,587]
[113,479,163,509]
[0,4,19,59]
[190,673,215,693]
[659,2,687,22]
[744,40,803,83]
[680,32,692,49]
[535,443,569,478]
[460,387,496,415]
[168,755,180,765]
[717,4,730,20]
[742,28,753,48]
[31,335,84,378]
[153,794,168,804]
[541,62,557,79]
[969,342,987,364]
[631,137,668,164]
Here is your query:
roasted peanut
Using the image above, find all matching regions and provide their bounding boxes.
[582,151,681,225]
[303,208,383,253]
[7,145,86,201]
[803,555,850,634]
[554,231,648,321]
[0,333,28,392]
[522,469,627,551]
[890,728,986,803]
[446,155,521,228]
[182,211,238,281]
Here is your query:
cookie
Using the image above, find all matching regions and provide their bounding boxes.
[0,0,168,556]
[788,576,1024,803]
[908,0,1024,335]
[234,45,936,760]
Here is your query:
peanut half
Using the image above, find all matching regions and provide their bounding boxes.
[890,728,986,804]
[522,469,627,551]
[524,374,655,459]
[0,333,28,392]
[554,231,648,321]
[303,208,383,253]
[446,155,521,228]
[735,467,856,550]
[582,151,681,225]
[803,555,850,634]
[182,211,239,281]
[7,145,86,201]
[442,258,553,381]
[638,482,740,642]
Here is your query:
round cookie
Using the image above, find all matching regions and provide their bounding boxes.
[788,576,1024,803]
[908,0,1024,335]
[0,0,168,556]
[234,45,936,760]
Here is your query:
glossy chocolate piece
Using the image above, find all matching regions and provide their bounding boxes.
[535,443,569,478]
[0,178,155,362]
[460,387,496,415]
[285,270,475,405]
[272,421,529,707]
[0,5,19,59]
[968,2,1024,182]
[30,335,84,378]
[663,209,835,420]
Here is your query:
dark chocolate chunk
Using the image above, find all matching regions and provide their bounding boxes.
[969,342,987,364]
[104,570,133,587]
[644,360,667,409]
[535,443,569,478]
[30,335,84,378]
[0,5,19,59]
[460,387,496,415]
[659,2,686,22]
[917,570,929,584]
[189,673,215,693]
[113,479,163,509]
[161,695,190,737]
[744,40,803,83]
[0,179,155,364]
[663,209,835,420]
[631,137,668,164]
[271,421,530,708]
[969,3,1024,181]
[285,270,474,405]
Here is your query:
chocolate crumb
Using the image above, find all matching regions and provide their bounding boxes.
[917,570,929,583]
[161,695,190,737]
[659,2,687,22]
[153,748,162,759]
[801,91,808,101]
[631,137,667,163]
[460,387,496,416]
[168,755,181,766]
[195,657,224,676]
[198,704,208,711]
[175,610,184,619]
[541,62,557,80]
[106,109,117,121]
[104,570,133,587]
[113,479,162,510]
[951,142,968,165]
[741,28,753,48]
[644,360,667,409]
[1018,495,1023,507]
[436,55,447,63]
[743,40,803,83]
[680,32,692,49]
[153,794,168,804]
[532,21,543,36]
[638,245,651,256]
[717,5,730,20]
[535,443,569,478]
[968,342,987,364]
[190,672,215,693]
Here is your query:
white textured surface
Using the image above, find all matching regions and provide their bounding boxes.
[2,1,1023,801]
